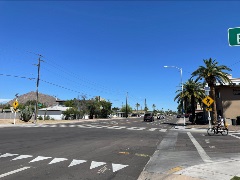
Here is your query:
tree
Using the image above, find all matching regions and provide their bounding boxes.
[135,103,140,114]
[152,104,156,111]
[175,79,205,123]
[191,58,232,124]
[120,105,132,116]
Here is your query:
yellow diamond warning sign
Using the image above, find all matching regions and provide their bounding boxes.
[12,100,19,109]
[202,96,214,107]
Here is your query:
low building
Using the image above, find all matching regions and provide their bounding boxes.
[38,106,70,120]
[215,74,240,119]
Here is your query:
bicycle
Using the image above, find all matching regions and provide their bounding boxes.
[207,125,228,136]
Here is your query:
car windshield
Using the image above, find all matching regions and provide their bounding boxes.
[145,114,151,116]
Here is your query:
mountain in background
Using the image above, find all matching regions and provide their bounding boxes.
[7,91,58,107]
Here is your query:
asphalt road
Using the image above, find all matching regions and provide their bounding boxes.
[0,116,175,180]
[1,116,240,180]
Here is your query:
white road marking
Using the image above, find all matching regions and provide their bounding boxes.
[159,129,167,132]
[112,163,129,172]
[230,134,240,140]
[205,139,210,143]
[11,155,33,161]
[127,127,146,131]
[29,156,52,163]
[49,125,57,127]
[187,132,213,163]
[90,161,106,169]
[148,128,158,131]
[0,153,18,158]
[59,124,67,127]
[49,158,68,164]
[68,159,87,167]
[106,126,126,129]
[0,166,31,178]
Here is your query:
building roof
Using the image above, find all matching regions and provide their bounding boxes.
[39,106,70,111]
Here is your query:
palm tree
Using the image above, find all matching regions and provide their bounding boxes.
[175,79,205,123]
[136,103,140,115]
[152,104,156,111]
[191,58,232,124]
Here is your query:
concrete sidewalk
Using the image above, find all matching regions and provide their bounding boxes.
[138,118,240,180]
[175,118,240,133]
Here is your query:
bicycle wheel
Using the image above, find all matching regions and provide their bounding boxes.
[207,128,215,136]
[221,128,228,136]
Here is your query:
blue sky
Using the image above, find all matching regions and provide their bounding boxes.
[1,1,240,111]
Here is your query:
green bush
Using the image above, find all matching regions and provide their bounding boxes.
[231,176,240,180]
[19,106,33,122]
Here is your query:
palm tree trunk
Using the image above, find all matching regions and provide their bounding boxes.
[191,95,196,124]
[210,86,217,124]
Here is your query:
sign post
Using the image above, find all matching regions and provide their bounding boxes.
[202,87,214,129]
[228,27,240,46]
[12,100,19,125]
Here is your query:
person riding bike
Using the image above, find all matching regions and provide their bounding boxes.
[216,115,225,133]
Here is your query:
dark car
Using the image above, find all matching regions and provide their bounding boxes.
[195,112,208,124]
[177,114,181,118]
[144,113,154,122]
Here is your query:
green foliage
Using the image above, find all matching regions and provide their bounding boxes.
[191,58,232,123]
[62,107,81,120]
[231,176,240,180]
[64,100,76,107]
[19,106,33,122]
[120,105,132,114]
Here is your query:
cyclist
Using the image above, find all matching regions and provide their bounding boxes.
[216,115,225,133]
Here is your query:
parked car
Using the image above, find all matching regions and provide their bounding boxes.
[195,112,208,124]
[144,113,154,122]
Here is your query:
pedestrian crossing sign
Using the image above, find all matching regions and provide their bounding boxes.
[202,96,214,107]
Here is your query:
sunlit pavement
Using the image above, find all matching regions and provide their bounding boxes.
[138,118,240,180]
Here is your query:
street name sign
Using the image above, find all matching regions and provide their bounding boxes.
[228,27,240,46]
[202,96,214,107]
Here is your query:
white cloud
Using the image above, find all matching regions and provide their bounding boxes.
[0,99,11,103]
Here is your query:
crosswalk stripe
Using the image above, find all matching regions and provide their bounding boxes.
[127,127,146,131]
[11,124,168,132]
[148,128,158,131]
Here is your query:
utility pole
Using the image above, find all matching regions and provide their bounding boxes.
[34,55,43,124]
[125,92,128,118]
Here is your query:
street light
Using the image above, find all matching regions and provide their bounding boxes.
[164,65,185,126]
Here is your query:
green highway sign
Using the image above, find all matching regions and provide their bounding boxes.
[228,27,240,46]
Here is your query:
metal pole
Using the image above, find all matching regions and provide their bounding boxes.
[180,68,186,126]
[126,92,128,118]
[164,66,185,126]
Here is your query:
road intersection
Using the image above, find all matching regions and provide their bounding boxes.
[0,116,240,179]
